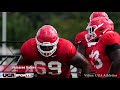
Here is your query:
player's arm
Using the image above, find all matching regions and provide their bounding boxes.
[76,43,86,77]
[75,32,86,57]
[69,51,90,77]
[106,44,120,75]
[76,43,86,56]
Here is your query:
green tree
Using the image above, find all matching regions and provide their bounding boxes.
[7,12,35,48]
[1,12,120,49]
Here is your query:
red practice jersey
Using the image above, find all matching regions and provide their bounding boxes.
[20,38,77,78]
[90,31,120,78]
[75,30,97,72]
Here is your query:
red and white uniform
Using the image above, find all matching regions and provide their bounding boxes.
[75,30,96,73]
[20,38,77,78]
[90,31,120,78]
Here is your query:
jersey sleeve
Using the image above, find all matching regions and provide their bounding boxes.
[20,38,33,61]
[100,31,120,46]
[75,31,87,47]
[75,33,84,44]
[66,40,77,60]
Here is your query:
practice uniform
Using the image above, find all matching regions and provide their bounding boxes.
[21,38,77,78]
[90,31,120,78]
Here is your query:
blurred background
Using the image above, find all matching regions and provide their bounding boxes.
[1,12,120,52]
[0,12,120,78]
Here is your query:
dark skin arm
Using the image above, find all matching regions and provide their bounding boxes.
[108,49,120,75]
[76,43,86,77]
[77,43,86,56]
[69,51,90,78]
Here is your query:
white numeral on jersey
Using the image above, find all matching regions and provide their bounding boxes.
[34,61,46,75]
[34,61,62,75]
[89,50,103,69]
[48,61,62,75]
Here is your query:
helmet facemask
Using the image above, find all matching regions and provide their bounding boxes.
[86,23,104,41]
[36,38,59,57]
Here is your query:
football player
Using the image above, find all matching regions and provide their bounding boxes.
[87,17,120,78]
[76,12,109,57]
[75,12,109,77]
[17,25,90,78]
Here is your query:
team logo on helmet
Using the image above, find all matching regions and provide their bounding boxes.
[86,17,114,40]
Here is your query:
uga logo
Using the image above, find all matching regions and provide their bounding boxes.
[3,73,15,78]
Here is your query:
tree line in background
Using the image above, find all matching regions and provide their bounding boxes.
[0,12,120,49]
